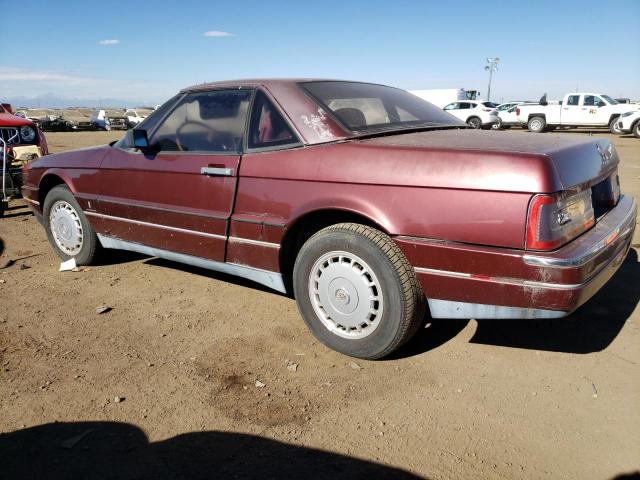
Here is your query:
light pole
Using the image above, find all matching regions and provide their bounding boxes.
[484,57,500,102]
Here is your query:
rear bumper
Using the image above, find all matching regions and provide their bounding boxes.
[395,195,637,319]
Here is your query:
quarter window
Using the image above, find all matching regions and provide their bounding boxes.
[248,91,299,149]
[149,90,252,153]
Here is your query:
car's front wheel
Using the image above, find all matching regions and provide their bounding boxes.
[467,116,482,129]
[43,185,100,265]
[293,223,426,359]
[609,116,622,135]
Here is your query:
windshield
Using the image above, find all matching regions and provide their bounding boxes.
[601,95,618,105]
[299,81,464,133]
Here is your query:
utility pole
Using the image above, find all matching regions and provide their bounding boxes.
[485,57,500,101]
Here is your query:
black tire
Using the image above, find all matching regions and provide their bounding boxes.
[633,121,640,139]
[43,185,100,265]
[491,118,502,130]
[467,117,482,129]
[293,223,426,359]
[609,116,622,134]
[528,116,546,133]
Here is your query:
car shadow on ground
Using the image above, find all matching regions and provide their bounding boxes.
[469,248,639,353]
[144,257,287,296]
[395,248,639,358]
[0,421,423,480]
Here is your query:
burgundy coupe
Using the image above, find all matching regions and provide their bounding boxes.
[21,80,637,358]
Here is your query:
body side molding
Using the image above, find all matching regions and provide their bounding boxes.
[97,234,286,293]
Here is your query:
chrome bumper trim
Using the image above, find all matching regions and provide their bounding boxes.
[523,195,637,268]
[427,299,566,319]
[414,266,583,290]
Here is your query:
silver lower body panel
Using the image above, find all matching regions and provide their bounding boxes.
[427,299,567,319]
[97,234,286,293]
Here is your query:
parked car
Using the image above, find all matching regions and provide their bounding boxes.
[516,92,639,133]
[615,110,640,138]
[442,100,498,129]
[90,110,111,131]
[21,79,637,359]
[494,101,525,129]
[38,115,79,132]
[1,109,48,216]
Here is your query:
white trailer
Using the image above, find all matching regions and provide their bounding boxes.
[409,88,481,108]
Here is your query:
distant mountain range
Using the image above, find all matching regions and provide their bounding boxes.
[1,93,157,109]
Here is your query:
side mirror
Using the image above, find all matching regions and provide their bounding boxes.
[132,128,150,149]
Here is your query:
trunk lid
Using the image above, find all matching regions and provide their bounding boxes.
[361,129,619,191]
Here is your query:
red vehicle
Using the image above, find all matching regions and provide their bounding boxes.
[1,107,48,216]
[21,80,637,359]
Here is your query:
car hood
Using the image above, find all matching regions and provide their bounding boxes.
[30,145,111,171]
[354,129,619,192]
[0,113,36,127]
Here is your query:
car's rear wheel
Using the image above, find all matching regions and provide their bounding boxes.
[528,116,546,133]
[43,185,100,265]
[467,117,482,129]
[293,223,426,359]
[633,121,640,139]
[609,116,622,134]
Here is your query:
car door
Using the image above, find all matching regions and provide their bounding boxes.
[561,94,584,124]
[443,102,463,121]
[95,88,253,261]
[585,95,610,124]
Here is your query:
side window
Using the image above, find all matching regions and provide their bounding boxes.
[594,96,605,107]
[443,103,457,111]
[248,91,299,149]
[567,95,580,106]
[583,95,595,106]
[459,103,471,110]
[150,89,252,153]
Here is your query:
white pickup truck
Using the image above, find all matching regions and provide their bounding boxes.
[515,93,639,133]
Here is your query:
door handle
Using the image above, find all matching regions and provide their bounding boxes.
[201,167,234,176]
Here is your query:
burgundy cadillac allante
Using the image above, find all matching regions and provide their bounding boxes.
[21,80,637,359]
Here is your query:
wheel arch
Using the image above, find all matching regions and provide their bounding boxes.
[527,113,546,122]
[38,171,74,206]
[279,207,389,281]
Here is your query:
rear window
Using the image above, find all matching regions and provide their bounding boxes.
[299,81,464,133]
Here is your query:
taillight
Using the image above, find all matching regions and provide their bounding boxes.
[515,107,520,116]
[526,190,595,251]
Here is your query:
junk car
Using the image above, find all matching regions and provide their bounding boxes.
[21,79,637,358]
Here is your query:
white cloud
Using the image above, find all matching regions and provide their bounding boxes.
[203,30,235,37]
[0,67,94,84]
[98,39,120,45]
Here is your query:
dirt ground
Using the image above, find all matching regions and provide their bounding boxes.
[1,129,639,479]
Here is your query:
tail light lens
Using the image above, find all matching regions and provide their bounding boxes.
[515,107,520,116]
[526,189,595,251]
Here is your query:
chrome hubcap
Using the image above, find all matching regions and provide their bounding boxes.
[49,200,83,255]
[531,120,542,131]
[308,251,384,339]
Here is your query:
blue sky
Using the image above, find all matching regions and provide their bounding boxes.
[1,0,639,105]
